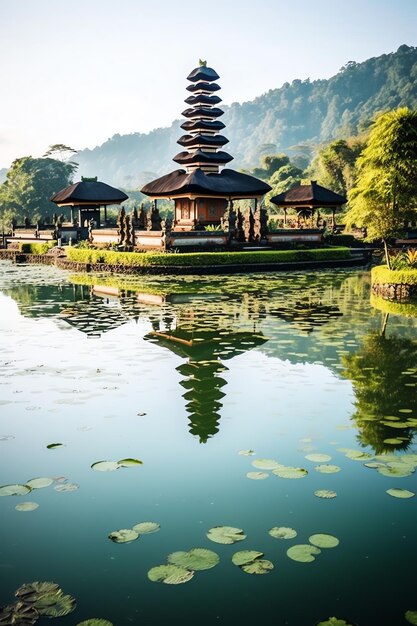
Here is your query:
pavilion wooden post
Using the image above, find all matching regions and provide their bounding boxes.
[104,205,108,226]
[70,207,74,224]
[283,208,287,227]
[332,208,336,230]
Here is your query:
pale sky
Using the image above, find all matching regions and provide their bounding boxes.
[0,0,416,168]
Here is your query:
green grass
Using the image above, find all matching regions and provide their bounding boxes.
[372,265,417,286]
[18,241,57,254]
[66,247,351,267]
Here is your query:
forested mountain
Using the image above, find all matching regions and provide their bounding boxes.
[74,45,417,188]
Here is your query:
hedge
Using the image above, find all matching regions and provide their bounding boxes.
[372,265,417,286]
[66,247,351,267]
[370,294,417,317]
[324,234,360,247]
[18,241,57,254]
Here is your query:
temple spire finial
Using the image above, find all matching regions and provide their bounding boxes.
[199,59,207,67]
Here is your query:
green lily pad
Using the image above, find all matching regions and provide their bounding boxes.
[91,461,120,472]
[46,443,63,449]
[268,526,297,539]
[117,458,143,467]
[363,462,386,469]
[26,477,53,489]
[15,581,61,601]
[76,621,113,626]
[386,488,415,499]
[0,484,32,497]
[287,544,321,562]
[0,602,39,625]
[35,592,76,617]
[272,466,308,479]
[15,502,39,512]
[147,564,194,584]
[383,438,404,445]
[316,618,356,626]
[305,454,332,462]
[377,464,414,478]
[246,471,269,480]
[207,526,247,544]
[251,459,281,470]
[309,533,339,548]
[232,550,264,566]
[241,559,273,574]
[314,464,341,474]
[131,522,160,534]
[238,450,255,456]
[345,450,374,461]
[405,610,417,625]
[108,529,139,543]
[167,548,219,570]
[314,490,337,499]
[54,482,79,492]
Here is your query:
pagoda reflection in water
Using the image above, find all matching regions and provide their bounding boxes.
[145,318,266,443]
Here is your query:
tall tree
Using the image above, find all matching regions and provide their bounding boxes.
[306,137,365,195]
[0,156,77,223]
[345,107,417,267]
[43,144,78,162]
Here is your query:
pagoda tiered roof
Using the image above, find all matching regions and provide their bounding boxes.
[141,63,271,198]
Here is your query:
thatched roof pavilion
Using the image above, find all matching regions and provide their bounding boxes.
[270,181,346,227]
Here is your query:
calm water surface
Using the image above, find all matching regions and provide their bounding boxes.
[0,262,416,626]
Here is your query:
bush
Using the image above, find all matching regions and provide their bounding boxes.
[19,241,57,254]
[66,246,351,267]
[372,265,417,286]
[324,234,359,247]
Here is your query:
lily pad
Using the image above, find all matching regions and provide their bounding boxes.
[287,544,321,562]
[54,482,79,492]
[251,458,281,470]
[305,454,332,462]
[0,484,32,497]
[314,490,337,499]
[314,464,341,474]
[246,471,269,480]
[405,610,417,625]
[386,488,415,499]
[46,443,63,449]
[309,533,339,548]
[238,450,255,456]
[117,458,143,467]
[0,602,39,625]
[108,529,139,543]
[377,464,414,478]
[76,621,113,626]
[383,438,404,445]
[167,548,219,570]
[34,592,76,617]
[241,559,274,574]
[272,466,308,479]
[15,502,39,512]
[131,522,160,534]
[15,581,61,601]
[268,526,297,540]
[91,461,120,472]
[316,618,356,626]
[26,477,53,489]
[207,526,247,544]
[232,550,264,566]
[147,564,194,584]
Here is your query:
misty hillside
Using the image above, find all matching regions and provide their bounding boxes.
[74,44,417,188]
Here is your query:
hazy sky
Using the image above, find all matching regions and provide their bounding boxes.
[0,0,416,168]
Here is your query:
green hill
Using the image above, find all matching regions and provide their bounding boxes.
[74,45,417,188]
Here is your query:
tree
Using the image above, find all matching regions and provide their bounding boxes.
[306,137,365,196]
[345,108,417,267]
[0,156,77,224]
[43,144,78,162]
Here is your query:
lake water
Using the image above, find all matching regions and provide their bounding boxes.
[0,262,416,626]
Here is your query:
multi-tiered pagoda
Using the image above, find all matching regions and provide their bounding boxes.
[141,62,271,230]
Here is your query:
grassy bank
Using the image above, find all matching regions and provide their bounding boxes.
[66,247,351,267]
[370,294,417,317]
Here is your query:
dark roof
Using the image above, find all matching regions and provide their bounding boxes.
[180,119,225,132]
[141,168,272,197]
[182,106,224,119]
[271,181,346,207]
[51,180,128,205]
[177,134,229,148]
[184,94,222,106]
[186,82,221,93]
[173,150,233,166]
[187,66,220,82]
